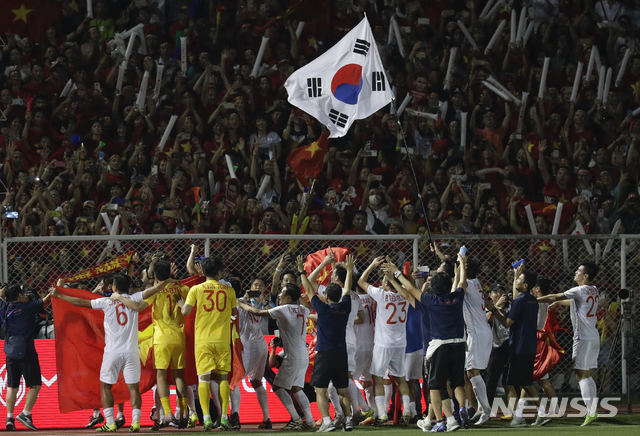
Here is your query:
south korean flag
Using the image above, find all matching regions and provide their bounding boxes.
[284,17,394,138]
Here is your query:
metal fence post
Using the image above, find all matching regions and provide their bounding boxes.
[621,236,628,395]
[205,237,210,258]
[1,236,7,283]
[413,237,419,270]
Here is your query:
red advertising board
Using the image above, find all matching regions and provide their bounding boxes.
[0,337,325,429]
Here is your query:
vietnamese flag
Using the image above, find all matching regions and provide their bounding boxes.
[303,247,349,287]
[533,311,565,381]
[286,131,330,187]
[0,0,62,43]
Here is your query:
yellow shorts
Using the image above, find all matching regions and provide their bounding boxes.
[195,342,231,375]
[154,343,186,370]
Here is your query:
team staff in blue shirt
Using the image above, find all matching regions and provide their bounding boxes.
[485,264,552,427]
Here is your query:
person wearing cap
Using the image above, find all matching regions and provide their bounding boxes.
[471,102,511,154]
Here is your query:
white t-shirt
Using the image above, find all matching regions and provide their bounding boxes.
[318,285,362,346]
[367,285,407,348]
[268,304,310,360]
[564,285,600,341]
[463,278,491,336]
[238,298,265,344]
[537,302,550,331]
[91,292,144,354]
[355,292,376,351]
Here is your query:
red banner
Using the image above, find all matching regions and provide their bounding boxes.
[64,252,134,283]
[0,337,330,429]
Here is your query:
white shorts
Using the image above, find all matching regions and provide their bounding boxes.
[242,342,268,381]
[370,346,405,378]
[347,343,357,374]
[573,339,599,370]
[100,351,141,385]
[356,349,373,381]
[465,330,492,371]
[274,356,308,390]
[404,350,423,381]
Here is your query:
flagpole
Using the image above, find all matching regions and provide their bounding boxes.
[395,121,436,251]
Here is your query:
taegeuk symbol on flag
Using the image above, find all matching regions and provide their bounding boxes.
[284,17,394,138]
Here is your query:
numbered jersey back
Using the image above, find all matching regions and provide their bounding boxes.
[186,279,237,345]
[367,285,407,348]
[565,284,600,341]
[91,293,144,354]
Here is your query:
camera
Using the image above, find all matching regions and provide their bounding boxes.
[273,337,283,347]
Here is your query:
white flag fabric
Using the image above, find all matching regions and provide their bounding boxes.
[284,17,394,138]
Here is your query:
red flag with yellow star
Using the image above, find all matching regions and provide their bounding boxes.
[286,131,330,187]
[0,0,62,42]
[303,247,350,286]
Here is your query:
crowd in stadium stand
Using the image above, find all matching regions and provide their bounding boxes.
[2,0,640,246]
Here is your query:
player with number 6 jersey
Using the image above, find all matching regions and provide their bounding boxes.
[52,274,175,433]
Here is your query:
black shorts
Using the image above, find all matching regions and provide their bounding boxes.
[6,348,41,388]
[310,350,349,389]
[506,353,535,387]
[428,343,465,391]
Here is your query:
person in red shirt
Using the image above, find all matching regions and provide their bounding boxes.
[539,141,577,203]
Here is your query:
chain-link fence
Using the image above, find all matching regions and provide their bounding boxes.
[1,234,637,396]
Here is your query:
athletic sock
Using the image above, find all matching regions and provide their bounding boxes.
[365,385,376,416]
[293,390,314,423]
[160,397,172,418]
[346,380,362,415]
[328,384,344,416]
[447,415,457,426]
[104,407,115,426]
[322,416,331,425]
[230,386,241,415]
[275,388,301,421]
[402,395,411,415]
[515,398,527,419]
[588,378,598,416]
[375,395,387,417]
[187,386,196,415]
[6,413,13,419]
[579,378,597,416]
[409,401,417,418]
[255,385,270,421]
[469,375,491,413]
[383,384,392,414]
[358,385,371,412]
[93,409,101,418]
[22,410,31,416]
[132,408,141,424]
[198,382,211,418]
[209,380,221,415]
[181,398,189,418]
[219,379,230,420]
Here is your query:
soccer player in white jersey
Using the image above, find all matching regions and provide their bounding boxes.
[355,281,376,424]
[358,256,412,426]
[463,259,493,425]
[237,283,314,430]
[53,274,174,433]
[537,261,601,426]
[233,279,272,429]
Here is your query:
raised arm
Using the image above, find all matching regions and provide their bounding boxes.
[236,300,272,318]
[52,284,93,308]
[357,256,385,292]
[342,255,355,298]
[140,277,176,300]
[297,255,317,301]
[458,252,468,291]
[271,253,292,296]
[537,292,569,303]
[308,248,335,284]
[381,260,421,304]
[109,292,149,312]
